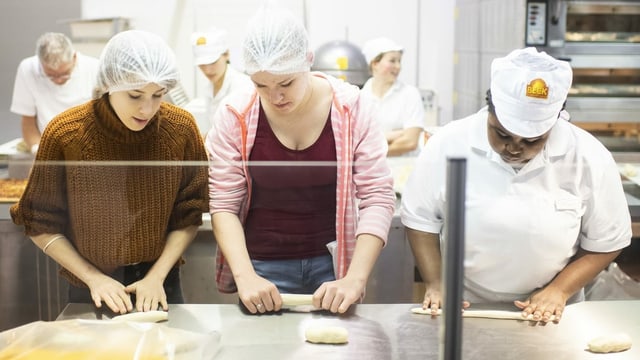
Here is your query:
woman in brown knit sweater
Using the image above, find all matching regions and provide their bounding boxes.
[11,30,209,315]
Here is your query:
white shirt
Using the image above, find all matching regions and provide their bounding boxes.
[10,53,99,132]
[361,79,425,157]
[401,107,631,302]
[186,65,254,136]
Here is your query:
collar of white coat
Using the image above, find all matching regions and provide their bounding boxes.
[362,78,402,99]
[469,106,574,161]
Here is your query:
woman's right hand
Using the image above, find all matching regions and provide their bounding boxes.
[421,287,470,315]
[85,274,133,314]
[236,273,282,314]
[421,286,444,315]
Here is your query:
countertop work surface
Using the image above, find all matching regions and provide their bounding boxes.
[56,301,640,360]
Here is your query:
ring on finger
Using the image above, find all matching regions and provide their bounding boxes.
[256,303,263,309]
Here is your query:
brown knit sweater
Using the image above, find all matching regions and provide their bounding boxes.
[11,95,209,287]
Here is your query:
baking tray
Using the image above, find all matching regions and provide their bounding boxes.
[0,178,28,203]
[388,157,417,197]
[619,163,640,186]
[0,138,26,159]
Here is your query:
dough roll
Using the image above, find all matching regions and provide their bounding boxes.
[410,307,558,321]
[304,325,349,344]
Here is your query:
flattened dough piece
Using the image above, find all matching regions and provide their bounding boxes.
[410,307,558,321]
[305,325,349,344]
[111,310,168,323]
[587,333,632,353]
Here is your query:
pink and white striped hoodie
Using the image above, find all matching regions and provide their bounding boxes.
[206,72,396,293]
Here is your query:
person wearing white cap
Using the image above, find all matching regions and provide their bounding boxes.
[188,27,253,136]
[401,47,631,323]
[10,32,99,154]
[360,37,425,157]
[11,30,209,315]
[206,4,395,315]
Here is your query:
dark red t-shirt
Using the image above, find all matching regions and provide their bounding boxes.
[245,106,337,260]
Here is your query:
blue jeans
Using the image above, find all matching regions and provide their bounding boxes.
[251,254,336,294]
[68,262,184,305]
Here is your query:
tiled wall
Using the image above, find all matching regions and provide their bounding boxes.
[453,0,525,121]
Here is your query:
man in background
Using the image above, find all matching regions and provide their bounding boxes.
[10,32,99,154]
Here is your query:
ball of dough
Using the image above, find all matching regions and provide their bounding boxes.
[304,325,348,344]
[587,333,632,353]
[623,163,637,177]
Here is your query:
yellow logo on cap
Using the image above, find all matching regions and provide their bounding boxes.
[526,78,548,99]
[195,36,207,46]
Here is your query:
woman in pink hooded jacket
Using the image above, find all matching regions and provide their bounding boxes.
[205,5,396,314]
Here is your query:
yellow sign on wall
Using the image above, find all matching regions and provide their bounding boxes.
[336,56,349,70]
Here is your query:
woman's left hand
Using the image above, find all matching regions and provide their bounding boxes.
[514,286,568,323]
[125,276,168,312]
[313,276,365,314]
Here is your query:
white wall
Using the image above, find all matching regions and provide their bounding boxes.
[0,0,82,144]
[81,0,455,124]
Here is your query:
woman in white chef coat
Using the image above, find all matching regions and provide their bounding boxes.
[360,37,425,157]
[187,27,253,137]
[401,47,632,323]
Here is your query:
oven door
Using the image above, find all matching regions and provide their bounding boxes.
[568,55,640,118]
[542,0,640,56]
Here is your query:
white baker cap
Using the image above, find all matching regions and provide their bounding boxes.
[362,37,403,65]
[490,47,572,137]
[192,28,228,65]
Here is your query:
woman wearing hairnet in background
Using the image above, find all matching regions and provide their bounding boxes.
[206,4,396,314]
[402,47,631,323]
[11,30,209,315]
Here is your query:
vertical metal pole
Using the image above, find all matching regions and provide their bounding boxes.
[440,157,466,360]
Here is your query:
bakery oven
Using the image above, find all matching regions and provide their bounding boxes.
[525,0,640,53]
[525,0,640,150]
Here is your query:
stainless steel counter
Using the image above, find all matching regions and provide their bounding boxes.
[56,301,640,360]
[0,208,414,332]
[3,155,639,334]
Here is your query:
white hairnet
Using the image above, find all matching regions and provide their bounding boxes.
[243,5,312,75]
[95,30,179,96]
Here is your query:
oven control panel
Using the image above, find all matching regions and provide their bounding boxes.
[525,1,547,46]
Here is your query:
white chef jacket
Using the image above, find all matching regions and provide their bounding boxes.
[10,53,99,132]
[196,65,254,136]
[401,107,632,302]
[361,79,425,157]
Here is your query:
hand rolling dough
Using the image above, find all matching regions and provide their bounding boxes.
[410,307,558,321]
[110,310,168,323]
[587,333,632,353]
[305,325,349,344]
